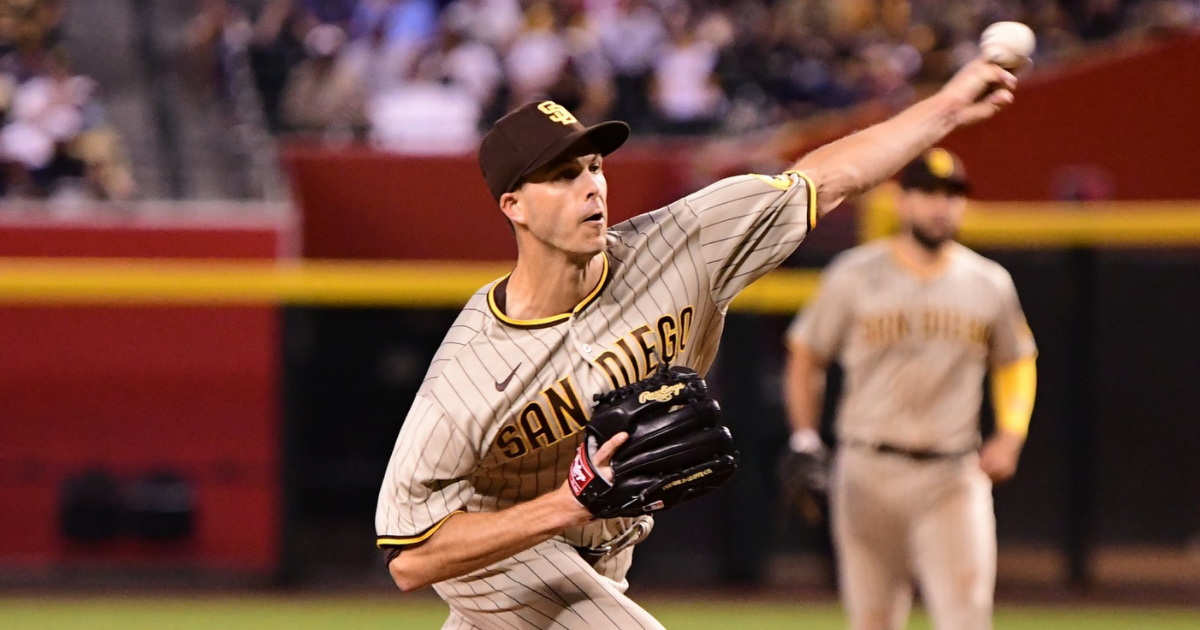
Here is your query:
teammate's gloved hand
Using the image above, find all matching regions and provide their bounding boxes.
[777,429,830,525]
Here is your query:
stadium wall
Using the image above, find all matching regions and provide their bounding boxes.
[0,206,289,576]
[2,198,1198,588]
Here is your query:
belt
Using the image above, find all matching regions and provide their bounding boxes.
[573,519,652,565]
[574,546,609,565]
[848,440,973,461]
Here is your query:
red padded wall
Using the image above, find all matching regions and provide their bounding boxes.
[942,34,1200,201]
[0,307,280,570]
[286,144,690,261]
[0,219,286,573]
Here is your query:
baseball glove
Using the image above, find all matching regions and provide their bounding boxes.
[777,433,831,525]
[568,364,738,519]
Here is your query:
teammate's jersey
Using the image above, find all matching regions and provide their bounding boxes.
[377,172,816,551]
[787,239,1036,453]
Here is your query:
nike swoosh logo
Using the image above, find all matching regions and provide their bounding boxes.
[495,363,522,391]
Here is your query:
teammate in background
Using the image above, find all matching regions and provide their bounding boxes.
[780,149,1038,630]
[376,58,1020,629]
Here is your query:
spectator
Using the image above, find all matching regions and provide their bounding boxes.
[0,0,64,78]
[441,0,522,50]
[0,49,133,200]
[338,9,410,98]
[712,2,790,129]
[545,5,615,124]
[596,0,665,129]
[368,57,480,155]
[303,0,360,27]
[858,41,920,106]
[186,0,253,102]
[280,24,367,135]
[349,0,438,72]
[201,0,1189,143]
[1130,0,1200,35]
[1027,0,1086,63]
[246,0,313,132]
[650,13,725,134]
[503,1,569,108]
[72,120,134,202]
[1076,0,1127,41]
[417,11,503,116]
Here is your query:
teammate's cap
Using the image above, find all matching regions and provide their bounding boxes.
[898,148,970,195]
[478,101,629,202]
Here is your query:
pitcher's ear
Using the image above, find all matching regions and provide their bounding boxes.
[500,191,526,226]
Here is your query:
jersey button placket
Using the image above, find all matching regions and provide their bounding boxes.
[566,316,591,356]
[568,320,607,401]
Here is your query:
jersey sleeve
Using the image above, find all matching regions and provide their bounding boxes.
[375,394,478,548]
[683,171,817,309]
[988,270,1037,367]
[786,257,856,363]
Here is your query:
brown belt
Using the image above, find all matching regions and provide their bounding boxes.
[848,440,973,461]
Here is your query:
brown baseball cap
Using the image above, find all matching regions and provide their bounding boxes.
[898,148,970,195]
[478,101,630,202]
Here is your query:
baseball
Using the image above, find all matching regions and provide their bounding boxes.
[980,21,1036,69]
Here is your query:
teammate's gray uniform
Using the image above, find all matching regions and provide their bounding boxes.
[378,172,816,630]
[787,239,1036,630]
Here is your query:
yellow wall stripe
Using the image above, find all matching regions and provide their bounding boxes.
[728,268,821,314]
[860,192,1200,248]
[0,257,823,313]
[0,258,511,307]
[960,203,1200,248]
[3,201,1197,312]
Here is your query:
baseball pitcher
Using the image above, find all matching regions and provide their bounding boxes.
[779,149,1038,630]
[378,58,1021,630]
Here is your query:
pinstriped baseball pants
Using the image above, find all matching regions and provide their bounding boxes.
[434,538,665,630]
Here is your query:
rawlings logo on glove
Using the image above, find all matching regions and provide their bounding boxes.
[568,363,739,519]
[638,383,686,403]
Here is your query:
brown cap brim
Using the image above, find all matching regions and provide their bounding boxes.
[902,179,971,196]
[505,121,629,196]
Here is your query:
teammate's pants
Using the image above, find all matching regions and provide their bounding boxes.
[831,447,996,630]
[433,538,664,630]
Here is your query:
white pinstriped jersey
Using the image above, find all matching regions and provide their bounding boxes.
[788,239,1037,452]
[376,172,816,554]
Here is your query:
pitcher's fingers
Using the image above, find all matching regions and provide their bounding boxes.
[594,432,629,467]
[995,67,1018,90]
[974,59,1018,87]
[986,88,1015,107]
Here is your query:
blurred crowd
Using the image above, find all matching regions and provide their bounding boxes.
[0,0,134,201]
[190,0,1198,153]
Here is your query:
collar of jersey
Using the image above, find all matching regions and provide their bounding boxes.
[487,252,610,329]
[889,238,957,282]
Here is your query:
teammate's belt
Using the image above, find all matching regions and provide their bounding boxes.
[847,440,973,461]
